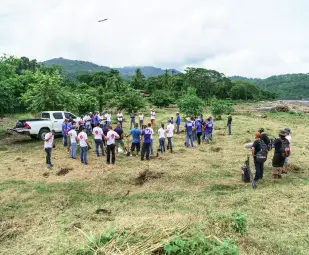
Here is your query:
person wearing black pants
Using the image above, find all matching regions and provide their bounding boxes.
[252,132,265,181]
[197,132,202,145]
[44,130,55,168]
[105,126,120,164]
[106,144,116,164]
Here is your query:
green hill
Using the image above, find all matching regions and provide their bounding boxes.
[42,58,180,79]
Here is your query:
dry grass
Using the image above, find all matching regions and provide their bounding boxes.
[1,108,309,254]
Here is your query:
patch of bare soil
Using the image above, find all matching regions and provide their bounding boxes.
[56,167,73,176]
[135,169,164,185]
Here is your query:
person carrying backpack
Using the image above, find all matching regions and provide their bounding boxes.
[252,132,268,181]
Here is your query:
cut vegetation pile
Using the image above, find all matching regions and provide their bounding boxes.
[135,169,164,185]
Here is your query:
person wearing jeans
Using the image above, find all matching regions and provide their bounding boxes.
[141,123,153,160]
[158,124,166,153]
[93,123,105,157]
[44,130,55,167]
[105,126,120,164]
[68,123,78,159]
[166,120,174,152]
[78,126,89,165]
[130,111,136,130]
[176,112,181,134]
[184,118,194,147]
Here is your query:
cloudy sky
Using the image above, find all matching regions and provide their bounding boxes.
[1,0,309,77]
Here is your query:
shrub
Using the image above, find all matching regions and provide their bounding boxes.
[210,100,234,120]
[231,212,248,235]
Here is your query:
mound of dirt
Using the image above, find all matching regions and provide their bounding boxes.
[210,147,222,153]
[275,105,290,112]
[135,169,164,185]
[56,167,73,176]
[43,172,50,178]
[95,209,111,215]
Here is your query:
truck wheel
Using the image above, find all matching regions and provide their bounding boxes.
[39,128,50,141]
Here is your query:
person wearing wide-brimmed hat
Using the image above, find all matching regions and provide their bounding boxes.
[272,130,288,179]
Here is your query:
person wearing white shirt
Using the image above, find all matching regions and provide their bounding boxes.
[117,111,123,127]
[158,124,166,153]
[44,130,55,167]
[105,126,120,164]
[139,112,144,129]
[166,120,174,153]
[77,126,89,165]
[105,112,111,127]
[68,123,78,159]
[93,123,105,157]
[150,109,156,128]
[283,128,292,174]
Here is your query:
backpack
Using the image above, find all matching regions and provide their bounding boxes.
[256,140,268,163]
[281,139,291,157]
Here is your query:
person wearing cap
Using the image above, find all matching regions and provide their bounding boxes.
[283,128,292,174]
[184,117,194,147]
[68,122,78,159]
[272,130,287,179]
[138,112,144,129]
[44,130,55,168]
[62,118,68,150]
[166,119,174,152]
[176,112,181,134]
[130,110,136,130]
[150,109,156,129]
[252,132,266,181]
[77,126,89,165]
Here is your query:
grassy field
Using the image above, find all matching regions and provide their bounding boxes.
[1,106,309,255]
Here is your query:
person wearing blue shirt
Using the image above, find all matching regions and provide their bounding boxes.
[176,112,181,134]
[62,119,68,149]
[196,119,202,145]
[200,115,204,124]
[94,112,100,125]
[170,117,174,124]
[184,117,194,147]
[205,117,214,144]
[141,123,153,160]
[130,123,141,156]
[192,117,197,141]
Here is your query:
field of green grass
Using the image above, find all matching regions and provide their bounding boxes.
[1,106,309,255]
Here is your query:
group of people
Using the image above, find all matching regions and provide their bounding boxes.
[43,109,224,167]
[251,128,292,181]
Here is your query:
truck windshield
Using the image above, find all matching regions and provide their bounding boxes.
[41,113,50,119]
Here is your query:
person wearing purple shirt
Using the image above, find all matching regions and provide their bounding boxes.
[184,118,194,147]
[141,123,153,160]
[176,112,181,134]
[196,119,202,145]
[205,117,214,144]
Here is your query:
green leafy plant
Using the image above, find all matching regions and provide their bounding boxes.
[231,212,248,235]
[178,87,204,117]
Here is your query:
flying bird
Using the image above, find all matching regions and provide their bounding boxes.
[98,19,108,22]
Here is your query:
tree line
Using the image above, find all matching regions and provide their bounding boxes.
[0,55,277,116]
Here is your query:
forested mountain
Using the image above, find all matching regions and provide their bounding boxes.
[231,74,309,99]
[42,58,180,79]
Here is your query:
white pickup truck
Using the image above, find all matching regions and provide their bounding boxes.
[8,111,81,140]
